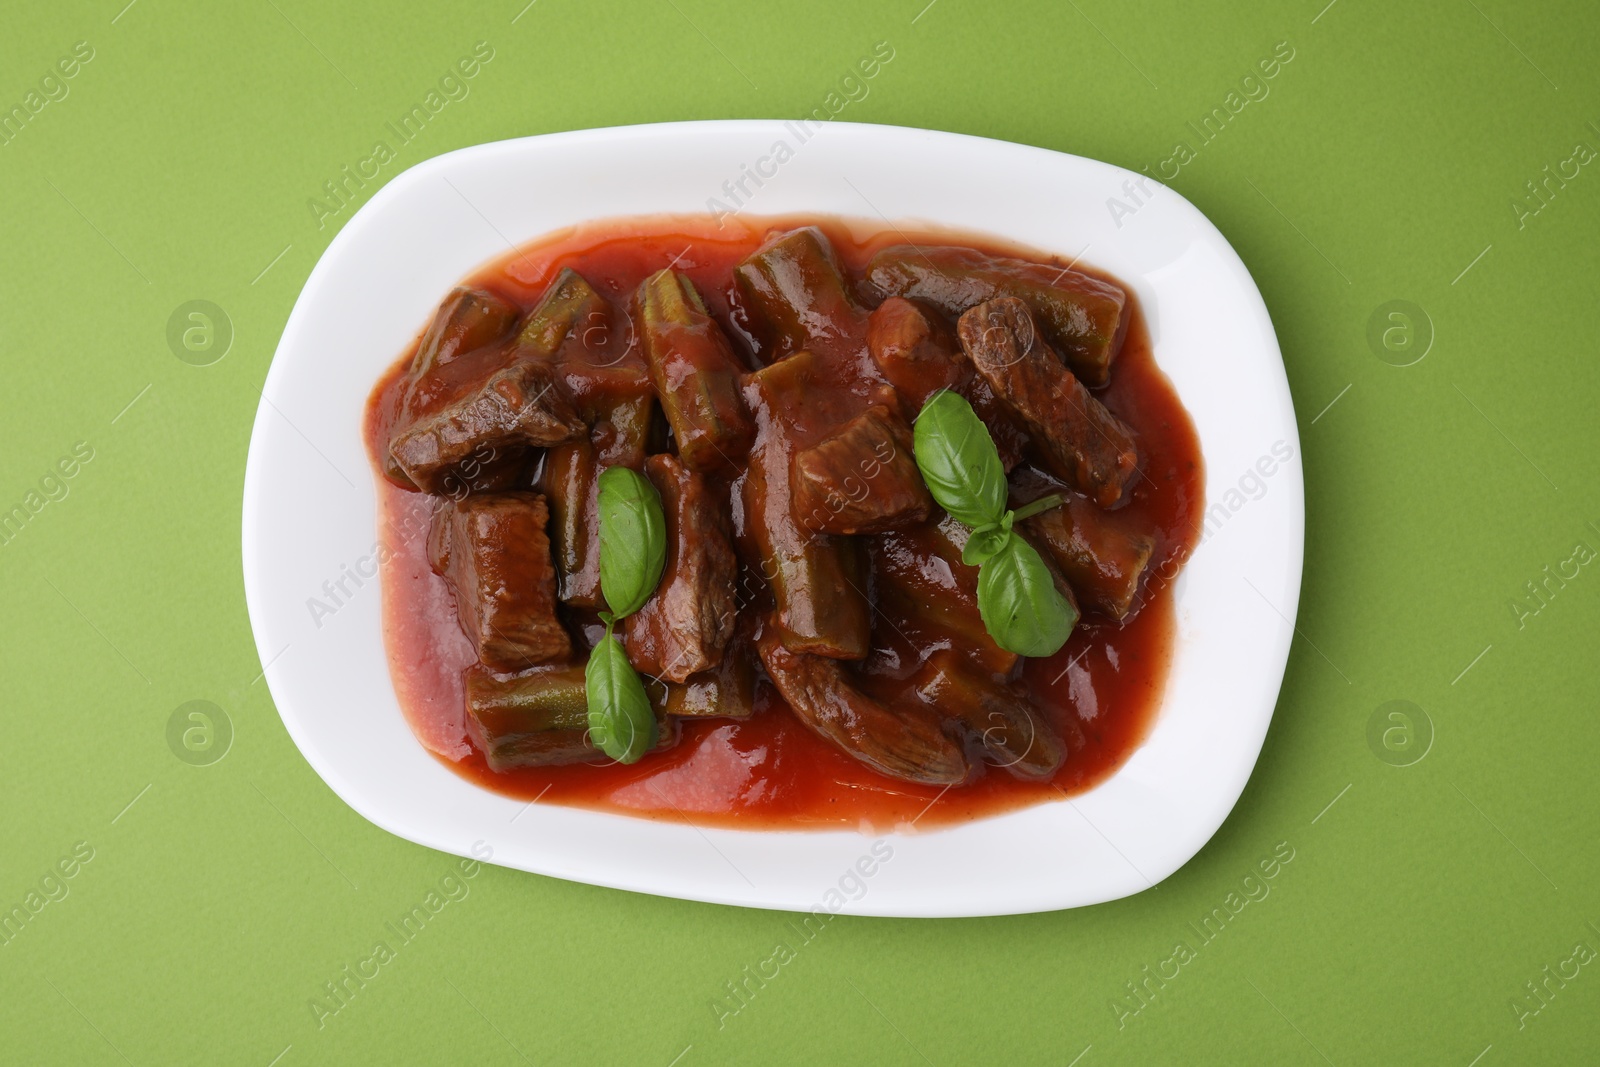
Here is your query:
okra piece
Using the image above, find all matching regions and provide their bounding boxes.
[647,621,758,719]
[538,381,654,611]
[592,390,653,468]
[538,369,653,610]
[540,438,603,608]
[623,454,739,682]
[464,663,593,770]
[411,286,519,378]
[734,227,862,356]
[467,663,676,770]
[516,268,612,358]
[383,287,521,487]
[636,270,755,472]
[1020,494,1156,619]
[790,404,932,535]
[742,441,871,660]
[910,651,1066,780]
[870,517,1018,676]
[759,627,967,786]
[665,654,755,718]
[741,352,870,659]
[868,245,1129,387]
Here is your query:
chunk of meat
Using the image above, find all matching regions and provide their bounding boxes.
[758,626,967,786]
[790,404,931,534]
[739,352,870,660]
[1020,493,1156,619]
[624,454,739,682]
[958,298,1138,506]
[429,492,572,672]
[910,651,1066,780]
[866,297,1029,470]
[865,296,964,407]
[868,245,1129,387]
[390,359,584,494]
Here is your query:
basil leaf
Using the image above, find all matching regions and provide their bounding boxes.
[913,391,1007,529]
[585,632,657,763]
[961,520,1011,567]
[977,535,1079,658]
[597,465,666,620]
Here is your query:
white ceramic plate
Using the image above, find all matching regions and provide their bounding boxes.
[242,120,1302,917]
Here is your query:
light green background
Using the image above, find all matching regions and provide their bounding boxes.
[3,1,1597,1063]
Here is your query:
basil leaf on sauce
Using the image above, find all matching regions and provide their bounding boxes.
[914,390,1075,656]
[912,390,1007,530]
[596,465,666,620]
[585,630,657,764]
[961,519,1012,567]
[975,526,1079,659]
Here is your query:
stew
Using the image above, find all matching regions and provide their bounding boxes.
[363,215,1203,831]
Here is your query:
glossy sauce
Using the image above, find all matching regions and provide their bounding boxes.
[364,215,1203,831]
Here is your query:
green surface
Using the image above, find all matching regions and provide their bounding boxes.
[3,0,1597,1063]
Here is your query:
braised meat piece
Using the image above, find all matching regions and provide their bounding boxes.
[429,492,572,672]
[865,296,964,407]
[758,626,967,786]
[391,359,584,494]
[740,351,871,660]
[624,454,739,682]
[1020,492,1157,619]
[790,404,931,535]
[866,297,1029,470]
[868,244,1129,387]
[910,651,1068,780]
[958,298,1139,507]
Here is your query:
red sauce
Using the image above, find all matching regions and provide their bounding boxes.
[364,215,1203,831]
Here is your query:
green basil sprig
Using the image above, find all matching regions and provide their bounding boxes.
[912,391,1079,658]
[585,635,655,764]
[910,390,1008,529]
[597,466,667,619]
[587,466,668,763]
[974,533,1078,658]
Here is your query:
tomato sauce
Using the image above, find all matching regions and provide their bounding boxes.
[364,215,1203,831]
